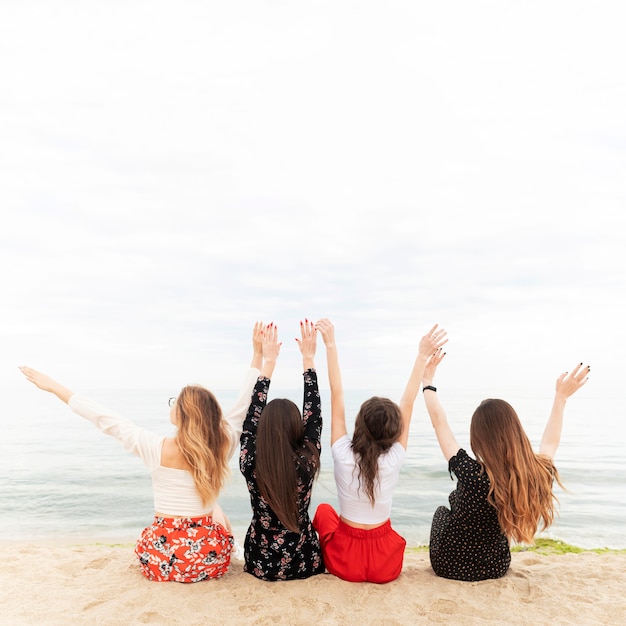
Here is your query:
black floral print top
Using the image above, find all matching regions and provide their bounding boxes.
[239,370,324,581]
[429,448,511,581]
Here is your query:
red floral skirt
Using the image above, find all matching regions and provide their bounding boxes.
[134,515,234,583]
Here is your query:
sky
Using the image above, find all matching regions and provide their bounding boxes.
[1,1,625,401]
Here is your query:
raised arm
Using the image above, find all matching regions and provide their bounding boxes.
[239,324,281,476]
[19,366,74,404]
[223,321,265,458]
[315,318,346,445]
[250,320,263,370]
[397,324,448,449]
[19,366,162,468]
[421,348,459,461]
[539,362,590,460]
[296,320,322,446]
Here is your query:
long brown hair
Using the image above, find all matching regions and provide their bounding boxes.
[255,398,320,533]
[351,396,403,506]
[470,398,564,544]
[174,385,231,507]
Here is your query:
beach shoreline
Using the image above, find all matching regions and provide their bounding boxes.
[5,540,626,625]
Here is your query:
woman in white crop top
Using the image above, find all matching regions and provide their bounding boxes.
[312,319,447,583]
[18,323,263,583]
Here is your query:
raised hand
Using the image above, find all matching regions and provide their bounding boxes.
[315,318,335,348]
[19,366,58,392]
[314,318,346,443]
[540,362,590,459]
[251,321,264,369]
[555,363,590,400]
[295,319,317,369]
[423,348,446,387]
[18,366,73,404]
[262,323,281,361]
[252,321,264,357]
[418,324,448,360]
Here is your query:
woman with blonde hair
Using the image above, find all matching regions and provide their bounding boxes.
[19,323,263,583]
[422,348,590,581]
[312,319,447,583]
[239,320,324,581]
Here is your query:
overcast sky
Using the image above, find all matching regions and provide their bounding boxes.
[2,1,624,400]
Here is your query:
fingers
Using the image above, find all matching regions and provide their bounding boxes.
[19,365,37,382]
[569,362,591,385]
[264,322,278,341]
[299,318,316,338]
[434,334,448,350]
[556,362,590,397]
[420,324,448,358]
[314,318,335,345]
[573,362,591,380]
[430,347,446,365]
[252,321,264,353]
[426,323,439,336]
[315,318,330,333]
[295,318,317,350]
[261,323,282,360]
[424,324,446,341]
[562,363,590,382]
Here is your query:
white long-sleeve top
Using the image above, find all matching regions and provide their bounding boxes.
[67,367,260,517]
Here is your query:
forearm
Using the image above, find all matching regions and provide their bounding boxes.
[223,367,262,457]
[539,394,567,458]
[49,382,74,404]
[251,350,262,370]
[424,390,459,460]
[303,370,322,444]
[241,377,269,437]
[325,343,347,443]
[324,343,343,396]
[424,392,446,428]
[261,359,277,379]
[399,355,428,418]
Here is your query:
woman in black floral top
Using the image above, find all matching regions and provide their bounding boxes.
[239,320,324,581]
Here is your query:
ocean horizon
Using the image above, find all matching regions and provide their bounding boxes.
[3,385,624,550]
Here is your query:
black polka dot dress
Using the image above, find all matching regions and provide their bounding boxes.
[429,448,511,581]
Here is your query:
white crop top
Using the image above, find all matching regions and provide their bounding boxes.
[68,367,260,517]
[332,434,405,525]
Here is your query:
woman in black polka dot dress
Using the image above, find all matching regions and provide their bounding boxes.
[421,348,590,582]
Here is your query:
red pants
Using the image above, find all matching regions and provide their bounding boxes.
[313,503,406,583]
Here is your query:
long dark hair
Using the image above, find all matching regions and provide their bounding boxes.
[351,396,402,505]
[470,398,564,543]
[255,398,320,533]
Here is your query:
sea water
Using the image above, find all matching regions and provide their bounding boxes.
[2,386,624,549]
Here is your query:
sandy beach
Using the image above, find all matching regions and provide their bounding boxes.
[3,542,625,625]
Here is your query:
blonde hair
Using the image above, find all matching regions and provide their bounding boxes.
[174,385,231,506]
[470,399,564,544]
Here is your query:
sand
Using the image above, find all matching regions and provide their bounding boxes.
[2,542,625,625]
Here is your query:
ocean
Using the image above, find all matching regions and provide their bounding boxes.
[3,386,624,549]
